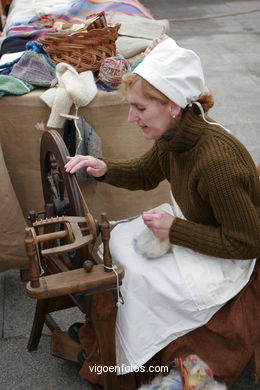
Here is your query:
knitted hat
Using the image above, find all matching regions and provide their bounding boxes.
[9,51,56,87]
[133,37,205,108]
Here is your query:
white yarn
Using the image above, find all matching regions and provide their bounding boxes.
[205,382,227,390]
[133,227,171,259]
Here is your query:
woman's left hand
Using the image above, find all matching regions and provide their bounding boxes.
[142,209,175,238]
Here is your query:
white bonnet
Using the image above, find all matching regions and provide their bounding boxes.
[133,38,205,108]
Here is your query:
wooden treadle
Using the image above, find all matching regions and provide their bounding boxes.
[26,264,124,299]
[51,330,82,362]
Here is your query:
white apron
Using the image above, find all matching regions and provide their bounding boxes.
[108,200,256,373]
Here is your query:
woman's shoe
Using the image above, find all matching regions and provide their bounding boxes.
[68,322,84,344]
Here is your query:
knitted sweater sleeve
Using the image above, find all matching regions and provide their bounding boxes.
[99,142,165,191]
[170,140,260,259]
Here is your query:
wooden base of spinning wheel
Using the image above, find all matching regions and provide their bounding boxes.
[24,130,130,390]
[51,330,82,362]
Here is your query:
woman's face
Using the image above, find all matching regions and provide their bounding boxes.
[126,80,178,140]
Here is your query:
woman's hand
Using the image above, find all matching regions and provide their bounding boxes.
[142,209,175,238]
[65,155,108,177]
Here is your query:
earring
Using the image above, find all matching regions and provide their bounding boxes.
[169,105,176,118]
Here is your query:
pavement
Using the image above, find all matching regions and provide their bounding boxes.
[1,1,260,389]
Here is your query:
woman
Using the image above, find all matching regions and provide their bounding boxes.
[65,38,260,387]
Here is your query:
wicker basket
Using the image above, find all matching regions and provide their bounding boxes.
[40,24,120,73]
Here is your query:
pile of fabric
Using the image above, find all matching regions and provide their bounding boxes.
[0,0,169,100]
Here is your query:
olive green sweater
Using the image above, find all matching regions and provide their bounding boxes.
[101,106,260,260]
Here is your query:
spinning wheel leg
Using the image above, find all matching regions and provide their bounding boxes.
[90,295,118,390]
[27,299,51,351]
[27,294,75,351]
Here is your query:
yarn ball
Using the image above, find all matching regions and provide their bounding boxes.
[98,56,131,89]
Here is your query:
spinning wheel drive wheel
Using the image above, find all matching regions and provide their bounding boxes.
[40,129,97,268]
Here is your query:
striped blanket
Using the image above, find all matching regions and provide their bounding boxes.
[6,0,153,39]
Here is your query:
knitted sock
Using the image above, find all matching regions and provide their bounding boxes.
[0,75,35,98]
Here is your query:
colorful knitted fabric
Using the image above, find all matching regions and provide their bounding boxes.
[0,57,20,75]
[137,355,226,390]
[182,355,213,389]
[0,75,35,98]
[98,56,131,89]
[9,50,56,87]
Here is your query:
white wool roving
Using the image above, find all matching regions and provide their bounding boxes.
[206,382,227,390]
[133,227,171,258]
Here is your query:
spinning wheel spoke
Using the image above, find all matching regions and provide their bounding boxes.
[47,173,58,199]
[45,153,71,216]
[58,171,65,201]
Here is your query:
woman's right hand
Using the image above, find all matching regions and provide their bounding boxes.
[65,155,108,177]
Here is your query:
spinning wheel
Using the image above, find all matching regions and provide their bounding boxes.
[25,130,125,390]
[38,130,97,269]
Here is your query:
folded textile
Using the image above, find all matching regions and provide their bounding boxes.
[106,12,169,58]
[106,13,169,40]
[58,0,153,22]
[40,62,98,128]
[0,75,35,98]
[5,25,57,41]
[0,37,27,56]
[9,50,56,87]
[4,0,153,40]
[0,52,24,66]
[0,57,20,75]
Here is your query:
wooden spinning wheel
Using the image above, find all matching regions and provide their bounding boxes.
[38,129,97,269]
[25,130,125,390]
